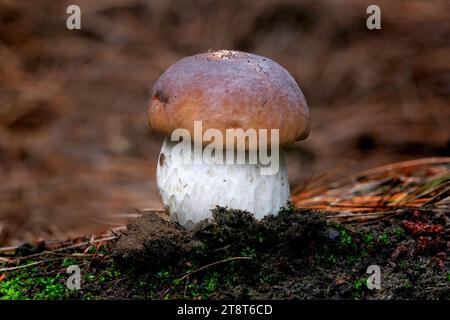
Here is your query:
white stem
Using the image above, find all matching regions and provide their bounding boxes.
[156,137,290,229]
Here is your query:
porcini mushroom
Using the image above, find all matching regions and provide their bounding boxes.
[148,50,310,229]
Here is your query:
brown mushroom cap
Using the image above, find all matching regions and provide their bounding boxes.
[148,50,310,147]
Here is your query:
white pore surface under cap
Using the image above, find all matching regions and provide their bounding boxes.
[156,138,290,229]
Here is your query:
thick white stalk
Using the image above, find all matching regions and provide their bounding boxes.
[156,138,290,229]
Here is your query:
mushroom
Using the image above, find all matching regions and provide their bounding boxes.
[148,50,310,229]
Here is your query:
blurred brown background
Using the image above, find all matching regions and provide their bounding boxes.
[0,0,449,245]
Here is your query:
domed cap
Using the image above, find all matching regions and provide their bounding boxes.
[148,50,310,147]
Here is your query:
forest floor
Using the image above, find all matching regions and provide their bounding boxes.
[0,204,448,300]
[1,157,449,300]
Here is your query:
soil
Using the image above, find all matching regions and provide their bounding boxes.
[106,206,449,300]
[0,206,448,299]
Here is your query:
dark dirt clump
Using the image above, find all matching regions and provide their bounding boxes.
[112,207,331,276]
[109,206,449,300]
[112,213,192,271]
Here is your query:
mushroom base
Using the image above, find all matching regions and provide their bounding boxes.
[156,138,290,229]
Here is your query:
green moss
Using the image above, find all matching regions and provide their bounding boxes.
[176,272,221,299]
[378,233,391,245]
[84,272,95,282]
[87,244,109,255]
[362,233,375,246]
[0,273,74,300]
[346,252,367,264]
[339,228,353,246]
[240,247,257,258]
[352,277,367,299]
[394,227,406,240]
[62,258,77,268]
[403,280,413,289]
[204,272,219,293]
[316,253,337,265]
[156,270,170,279]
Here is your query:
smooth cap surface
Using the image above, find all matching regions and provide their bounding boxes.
[148,50,310,147]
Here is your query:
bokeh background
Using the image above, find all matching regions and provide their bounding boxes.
[0,0,449,245]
